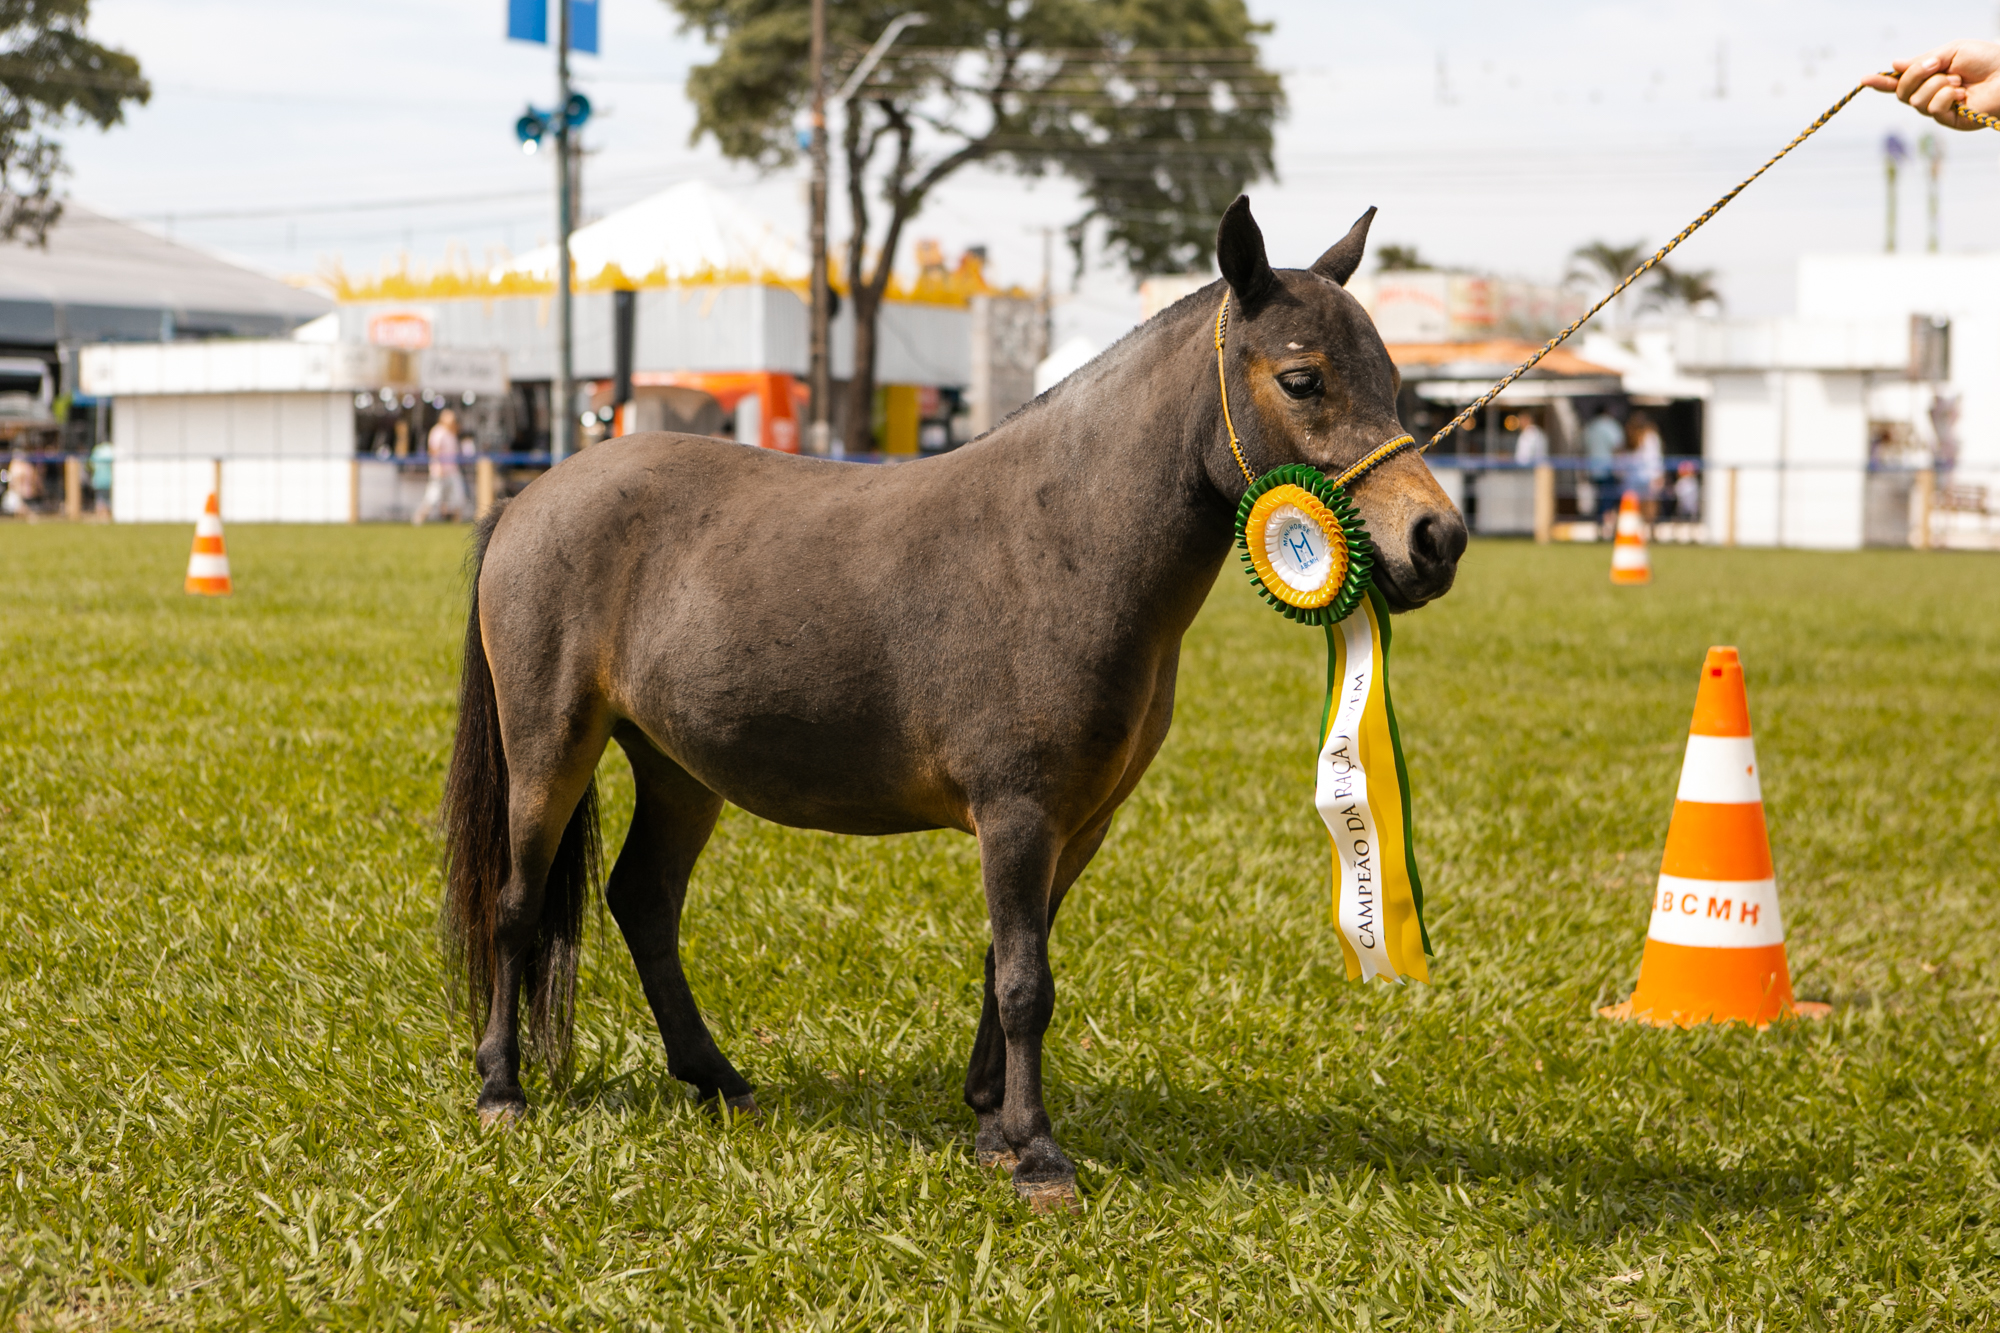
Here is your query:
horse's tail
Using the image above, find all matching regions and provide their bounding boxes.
[441,501,601,1082]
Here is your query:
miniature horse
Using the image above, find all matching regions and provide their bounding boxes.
[442,197,1466,1210]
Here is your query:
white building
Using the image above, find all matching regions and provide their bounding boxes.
[79,340,506,523]
[1675,253,2000,549]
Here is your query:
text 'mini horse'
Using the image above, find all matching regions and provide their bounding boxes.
[442,197,1466,1210]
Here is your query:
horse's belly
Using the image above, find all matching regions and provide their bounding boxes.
[634,703,963,837]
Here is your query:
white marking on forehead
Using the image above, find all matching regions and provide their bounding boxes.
[1286,341,1303,350]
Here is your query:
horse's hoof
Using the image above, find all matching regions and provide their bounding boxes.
[1009,1136,1079,1213]
[724,1092,762,1119]
[974,1113,1016,1169]
[1016,1178,1082,1214]
[477,1101,526,1130]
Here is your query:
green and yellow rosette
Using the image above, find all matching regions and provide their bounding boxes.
[1235,464,1373,625]
[1234,465,1432,984]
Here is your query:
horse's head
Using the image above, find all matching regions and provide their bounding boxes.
[1207,196,1466,611]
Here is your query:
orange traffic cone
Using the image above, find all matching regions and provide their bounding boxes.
[1610,491,1650,584]
[184,491,232,596]
[1599,647,1829,1027]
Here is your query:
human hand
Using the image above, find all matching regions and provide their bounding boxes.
[1863,41,2000,130]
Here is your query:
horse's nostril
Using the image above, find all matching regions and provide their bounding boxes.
[1408,511,1467,585]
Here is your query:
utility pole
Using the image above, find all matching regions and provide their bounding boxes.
[1920,133,1943,253]
[808,0,831,456]
[1884,133,1908,254]
[553,0,575,463]
[1038,226,1054,357]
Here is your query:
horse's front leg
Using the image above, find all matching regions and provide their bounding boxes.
[967,816,1110,1174]
[976,809,1077,1210]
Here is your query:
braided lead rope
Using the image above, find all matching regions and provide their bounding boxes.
[1213,80,1997,491]
[1423,77,2000,453]
[1954,102,2000,130]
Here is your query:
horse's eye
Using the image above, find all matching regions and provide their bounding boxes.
[1277,370,1322,400]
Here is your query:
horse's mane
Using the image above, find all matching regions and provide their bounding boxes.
[977,276,1225,441]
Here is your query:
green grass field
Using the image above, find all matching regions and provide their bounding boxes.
[2,522,1998,1330]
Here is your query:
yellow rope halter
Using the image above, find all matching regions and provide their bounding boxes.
[1214,296,1416,492]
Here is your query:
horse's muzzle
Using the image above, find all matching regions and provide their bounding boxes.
[1377,504,1466,610]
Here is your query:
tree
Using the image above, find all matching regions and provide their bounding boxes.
[1643,262,1722,314]
[666,0,1282,447]
[0,0,149,245]
[1374,243,1429,272]
[1566,239,1649,329]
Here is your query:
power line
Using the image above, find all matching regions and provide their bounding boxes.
[123,186,555,224]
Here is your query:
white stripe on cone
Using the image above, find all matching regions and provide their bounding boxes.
[1646,874,1786,947]
[195,513,224,538]
[1675,735,1762,804]
[186,553,231,579]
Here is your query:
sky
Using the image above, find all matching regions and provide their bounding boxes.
[44,0,2000,348]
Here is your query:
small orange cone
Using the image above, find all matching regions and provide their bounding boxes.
[1600,647,1829,1027]
[184,491,232,596]
[1609,491,1651,584]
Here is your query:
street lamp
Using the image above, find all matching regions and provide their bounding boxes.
[807,9,927,457]
[1883,133,1908,254]
[1919,134,1943,254]
[514,89,592,462]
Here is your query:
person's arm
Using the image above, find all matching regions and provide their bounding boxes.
[1864,41,2000,130]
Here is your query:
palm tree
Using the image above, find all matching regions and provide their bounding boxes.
[1566,240,1651,329]
[1643,263,1723,314]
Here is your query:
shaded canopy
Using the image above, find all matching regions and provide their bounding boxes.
[0,205,329,346]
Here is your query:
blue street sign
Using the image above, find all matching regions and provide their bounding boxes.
[506,0,597,53]
[571,0,599,54]
[506,0,545,43]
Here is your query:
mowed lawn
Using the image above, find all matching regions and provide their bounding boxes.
[2,520,1998,1330]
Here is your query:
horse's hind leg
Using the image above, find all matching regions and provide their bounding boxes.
[475,728,606,1124]
[605,727,755,1111]
[966,815,1110,1173]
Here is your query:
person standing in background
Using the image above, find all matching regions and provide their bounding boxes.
[1513,410,1549,466]
[3,448,42,516]
[413,408,470,525]
[1582,406,1623,526]
[1673,461,1700,523]
[89,437,113,516]
[1628,412,1665,520]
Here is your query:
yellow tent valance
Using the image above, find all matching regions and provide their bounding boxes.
[326,252,1028,309]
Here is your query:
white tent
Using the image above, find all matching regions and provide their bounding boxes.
[497,180,809,286]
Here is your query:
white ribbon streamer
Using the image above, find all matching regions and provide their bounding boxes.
[1313,601,1401,983]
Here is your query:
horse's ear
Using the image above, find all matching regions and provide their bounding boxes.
[1216,195,1275,307]
[1311,207,1378,287]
